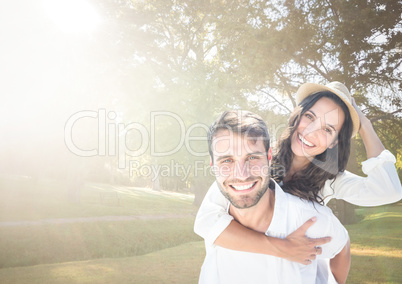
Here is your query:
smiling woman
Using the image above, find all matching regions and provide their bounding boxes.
[42,0,101,33]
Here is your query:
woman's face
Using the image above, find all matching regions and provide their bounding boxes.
[291,97,345,160]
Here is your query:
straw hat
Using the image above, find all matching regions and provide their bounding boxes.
[295,81,360,137]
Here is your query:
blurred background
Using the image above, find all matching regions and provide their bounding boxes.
[0,0,401,282]
[1,0,400,203]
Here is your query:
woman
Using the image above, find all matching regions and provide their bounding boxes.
[194,82,401,274]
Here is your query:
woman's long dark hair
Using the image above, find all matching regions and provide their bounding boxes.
[270,91,354,204]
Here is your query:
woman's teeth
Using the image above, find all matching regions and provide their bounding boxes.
[298,134,314,147]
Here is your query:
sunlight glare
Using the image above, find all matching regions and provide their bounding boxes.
[43,0,101,33]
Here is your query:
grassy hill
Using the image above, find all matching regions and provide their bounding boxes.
[0,176,400,283]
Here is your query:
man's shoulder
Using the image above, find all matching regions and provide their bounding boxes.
[282,189,345,239]
[280,187,333,216]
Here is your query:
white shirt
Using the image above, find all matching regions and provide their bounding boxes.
[321,150,401,206]
[198,182,348,284]
[194,150,401,246]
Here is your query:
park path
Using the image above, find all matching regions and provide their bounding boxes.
[0,214,195,227]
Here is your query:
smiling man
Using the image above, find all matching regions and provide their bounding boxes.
[197,110,350,284]
[211,127,271,210]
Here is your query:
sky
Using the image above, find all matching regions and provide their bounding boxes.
[0,1,111,177]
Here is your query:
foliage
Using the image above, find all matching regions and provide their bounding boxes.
[3,0,401,195]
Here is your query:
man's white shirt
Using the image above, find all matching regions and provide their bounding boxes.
[198,181,348,284]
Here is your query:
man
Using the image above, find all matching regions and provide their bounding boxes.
[197,110,350,284]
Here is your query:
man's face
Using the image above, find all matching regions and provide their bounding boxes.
[211,130,270,209]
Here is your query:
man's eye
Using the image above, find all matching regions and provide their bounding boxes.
[222,159,232,163]
[249,156,258,160]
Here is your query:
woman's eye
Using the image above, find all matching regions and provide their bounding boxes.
[325,128,333,134]
[305,113,313,120]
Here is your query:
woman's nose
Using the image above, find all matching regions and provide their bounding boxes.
[305,117,322,135]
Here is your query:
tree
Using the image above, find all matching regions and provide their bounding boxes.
[91,0,401,216]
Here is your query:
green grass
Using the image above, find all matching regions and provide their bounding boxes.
[345,204,402,283]
[0,176,196,221]
[0,242,205,284]
[0,176,201,269]
[0,176,400,283]
[0,219,201,269]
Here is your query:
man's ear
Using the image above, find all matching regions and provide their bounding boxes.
[329,139,338,149]
[268,147,272,166]
[210,156,217,176]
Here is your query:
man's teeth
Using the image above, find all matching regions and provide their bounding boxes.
[298,134,314,147]
[232,183,255,191]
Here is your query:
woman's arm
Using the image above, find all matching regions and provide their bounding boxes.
[321,100,401,206]
[323,151,401,206]
[194,181,233,243]
[216,217,331,264]
[330,237,351,284]
[194,182,331,264]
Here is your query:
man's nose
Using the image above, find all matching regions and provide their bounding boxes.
[233,160,250,179]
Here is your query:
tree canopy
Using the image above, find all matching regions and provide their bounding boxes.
[95,0,401,184]
[1,0,401,197]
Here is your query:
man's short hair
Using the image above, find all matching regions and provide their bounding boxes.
[207,110,270,160]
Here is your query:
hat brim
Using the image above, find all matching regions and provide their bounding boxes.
[296,83,360,137]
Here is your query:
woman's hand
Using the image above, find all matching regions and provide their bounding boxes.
[271,217,332,265]
[351,98,385,158]
[351,98,369,131]
[215,218,330,264]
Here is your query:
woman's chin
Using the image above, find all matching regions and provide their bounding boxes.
[291,143,316,160]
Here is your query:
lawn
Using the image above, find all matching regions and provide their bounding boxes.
[0,176,196,221]
[0,242,206,284]
[0,176,400,283]
[0,176,201,269]
[345,205,402,283]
